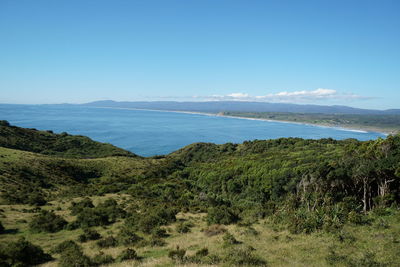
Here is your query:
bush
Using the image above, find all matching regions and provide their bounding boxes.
[222,232,240,247]
[117,227,143,246]
[76,208,110,228]
[97,236,118,248]
[351,252,381,267]
[27,191,47,206]
[65,220,80,230]
[207,205,237,225]
[70,198,94,215]
[325,248,349,265]
[92,252,115,265]
[126,205,177,234]
[59,244,92,267]
[29,210,67,233]
[176,221,193,233]
[117,248,140,262]
[186,247,221,265]
[146,236,167,247]
[0,238,52,266]
[374,218,390,229]
[195,247,209,257]
[151,227,169,238]
[51,240,80,254]
[347,211,368,225]
[203,224,227,236]
[78,228,102,242]
[168,246,186,263]
[224,246,266,266]
[336,230,356,243]
[96,198,126,221]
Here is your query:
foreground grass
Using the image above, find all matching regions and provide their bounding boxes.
[1,194,399,266]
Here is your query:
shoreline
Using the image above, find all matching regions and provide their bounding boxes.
[90,106,390,136]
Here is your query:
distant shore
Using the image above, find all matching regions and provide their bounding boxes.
[91,106,391,136]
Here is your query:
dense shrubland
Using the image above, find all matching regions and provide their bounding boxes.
[0,121,400,266]
[0,120,136,158]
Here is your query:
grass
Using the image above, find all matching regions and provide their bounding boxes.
[1,193,400,266]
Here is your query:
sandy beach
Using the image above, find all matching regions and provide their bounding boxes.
[91,106,390,136]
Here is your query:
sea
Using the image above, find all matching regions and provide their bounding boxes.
[0,104,386,157]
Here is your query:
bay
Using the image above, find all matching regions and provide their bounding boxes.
[0,104,386,156]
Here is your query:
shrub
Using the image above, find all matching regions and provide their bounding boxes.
[186,247,221,264]
[58,244,92,267]
[0,237,52,266]
[97,236,118,248]
[127,205,177,234]
[51,240,80,254]
[374,218,390,229]
[151,227,169,238]
[195,248,209,257]
[76,208,110,228]
[168,246,186,263]
[65,220,80,230]
[92,252,115,265]
[207,205,237,225]
[70,198,94,215]
[78,228,101,242]
[27,191,47,206]
[203,224,227,236]
[325,248,349,265]
[351,252,381,267]
[241,226,259,236]
[117,248,140,262]
[176,221,193,233]
[29,210,67,233]
[222,232,240,247]
[336,230,356,243]
[117,227,143,246]
[347,210,369,225]
[146,236,166,247]
[96,198,126,221]
[224,246,266,266]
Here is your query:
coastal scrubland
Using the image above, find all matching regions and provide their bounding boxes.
[1,121,399,266]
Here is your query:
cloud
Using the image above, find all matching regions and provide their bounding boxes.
[194,88,372,103]
[227,93,249,98]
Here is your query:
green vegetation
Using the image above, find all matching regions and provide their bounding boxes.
[1,120,400,266]
[29,210,67,233]
[0,120,136,158]
[0,238,52,266]
[222,111,400,133]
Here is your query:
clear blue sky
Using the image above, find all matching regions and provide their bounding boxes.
[0,0,399,109]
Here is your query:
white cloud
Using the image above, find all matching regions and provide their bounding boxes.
[227,93,249,98]
[194,88,371,103]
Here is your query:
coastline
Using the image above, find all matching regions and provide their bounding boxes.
[90,106,390,136]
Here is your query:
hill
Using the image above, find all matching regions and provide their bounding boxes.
[222,112,400,134]
[1,123,400,266]
[83,100,400,115]
[0,120,136,159]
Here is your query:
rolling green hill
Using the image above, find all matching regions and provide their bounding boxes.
[0,120,136,158]
[1,121,400,266]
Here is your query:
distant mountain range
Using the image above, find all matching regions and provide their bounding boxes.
[83,100,400,115]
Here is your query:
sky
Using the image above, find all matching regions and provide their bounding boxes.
[0,0,399,109]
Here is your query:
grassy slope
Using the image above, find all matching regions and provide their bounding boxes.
[1,144,399,266]
[0,146,155,203]
[1,195,399,266]
[1,123,399,266]
[0,121,136,158]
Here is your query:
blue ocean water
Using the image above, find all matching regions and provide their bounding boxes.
[0,104,386,156]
